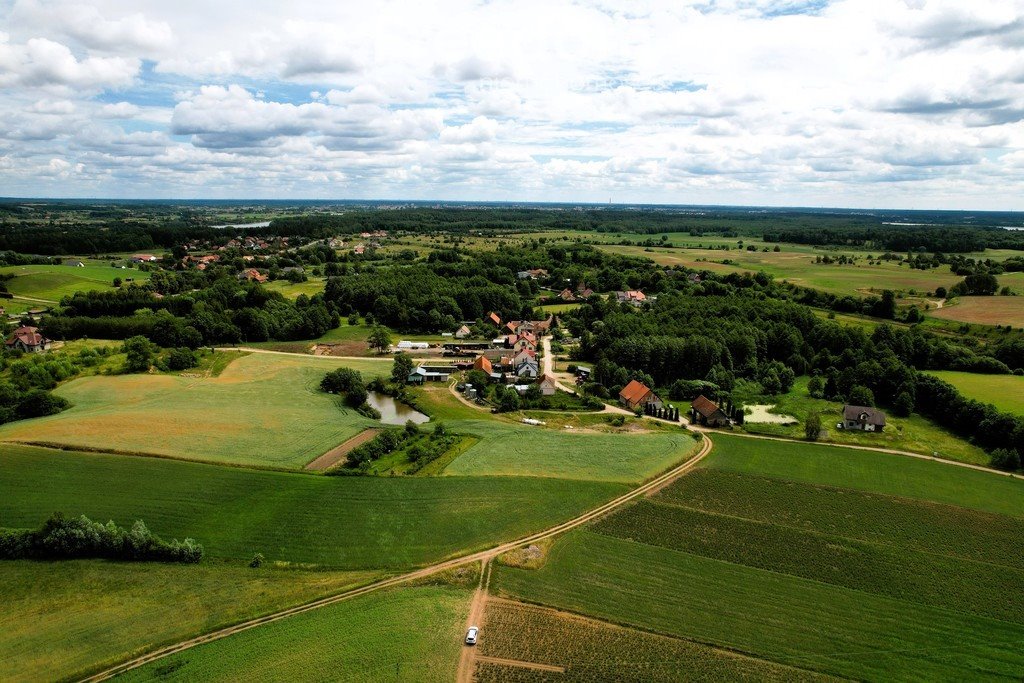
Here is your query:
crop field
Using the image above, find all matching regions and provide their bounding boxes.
[930,294,1024,327]
[733,376,989,465]
[0,352,391,469]
[705,434,1024,517]
[492,530,1024,681]
[927,371,1024,416]
[594,494,1024,622]
[0,560,379,682]
[120,586,469,682]
[443,420,700,483]
[0,444,627,568]
[0,264,151,302]
[475,599,830,682]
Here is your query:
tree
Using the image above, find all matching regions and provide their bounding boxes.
[989,448,1021,472]
[367,326,392,354]
[391,352,413,384]
[498,387,520,412]
[804,410,822,441]
[847,385,875,407]
[807,375,824,398]
[893,391,914,417]
[123,335,155,373]
[935,286,947,299]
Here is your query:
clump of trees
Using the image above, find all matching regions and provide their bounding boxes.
[0,513,203,563]
[332,421,456,474]
[320,367,370,410]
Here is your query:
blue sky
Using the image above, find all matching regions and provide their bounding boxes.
[2,0,1024,208]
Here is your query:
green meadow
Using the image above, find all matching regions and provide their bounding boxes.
[0,352,391,469]
[0,561,379,682]
[121,586,469,683]
[0,444,627,568]
[0,264,151,302]
[928,371,1024,416]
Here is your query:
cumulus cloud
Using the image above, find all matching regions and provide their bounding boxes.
[1,0,1024,207]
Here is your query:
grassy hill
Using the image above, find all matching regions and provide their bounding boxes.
[0,264,151,302]
[927,371,1024,417]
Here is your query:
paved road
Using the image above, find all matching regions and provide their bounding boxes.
[79,434,714,683]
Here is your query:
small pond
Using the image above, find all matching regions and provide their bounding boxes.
[367,391,430,425]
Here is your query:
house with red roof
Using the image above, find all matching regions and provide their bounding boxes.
[6,326,52,353]
[690,395,730,427]
[619,379,662,411]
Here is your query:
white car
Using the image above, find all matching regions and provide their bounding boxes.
[465,626,479,645]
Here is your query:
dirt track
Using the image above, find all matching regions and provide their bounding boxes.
[78,434,713,683]
[304,428,380,471]
[475,656,566,673]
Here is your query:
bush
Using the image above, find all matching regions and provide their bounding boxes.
[804,411,822,441]
[990,448,1021,472]
[249,552,265,568]
[165,347,197,371]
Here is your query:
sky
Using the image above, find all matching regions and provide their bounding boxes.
[1,0,1024,209]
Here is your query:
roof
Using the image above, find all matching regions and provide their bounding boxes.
[619,379,653,405]
[691,395,725,419]
[6,326,49,348]
[487,312,501,325]
[473,355,492,373]
[843,405,886,426]
[539,373,558,386]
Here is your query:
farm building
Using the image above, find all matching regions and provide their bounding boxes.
[455,325,471,339]
[615,290,647,306]
[486,312,502,326]
[238,268,268,283]
[691,395,730,427]
[473,355,493,373]
[63,259,85,267]
[407,366,452,383]
[5,326,52,353]
[558,288,576,301]
[619,380,662,410]
[841,405,886,432]
[396,340,426,350]
[538,374,558,396]
[130,254,159,263]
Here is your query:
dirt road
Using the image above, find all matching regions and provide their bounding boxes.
[214,347,390,363]
[456,561,492,683]
[79,434,713,683]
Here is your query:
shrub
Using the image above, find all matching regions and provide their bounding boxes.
[990,448,1021,472]
[249,552,265,568]
[165,347,197,371]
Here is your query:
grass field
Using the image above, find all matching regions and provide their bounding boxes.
[476,599,829,682]
[734,376,989,465]
[0,444,627,568]
[0,264,151,302]
[930,295,1024,328]
[262,276,327,299]
[706,434,1024,517]
[0,561,379,682]
[443,420,700,483]
[121,586,469,682]
[0,352,391,469]
[927,371,1024,416]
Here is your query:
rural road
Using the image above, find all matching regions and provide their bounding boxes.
[79,434,714,682]
[456,560,492,683]
[214,346,390,362]
[540,337,634,416]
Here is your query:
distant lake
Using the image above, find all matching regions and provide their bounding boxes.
[367,391,430,425]
[210,221,271,229]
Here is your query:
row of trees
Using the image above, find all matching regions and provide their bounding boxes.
[0,513,203,563]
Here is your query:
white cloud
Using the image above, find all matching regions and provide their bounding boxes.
[0,0,1023,207]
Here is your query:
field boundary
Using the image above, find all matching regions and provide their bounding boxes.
[77,434,713,682]
[304,429,381,471]
[475,655,566,673]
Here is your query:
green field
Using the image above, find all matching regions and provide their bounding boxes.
[493,530,1024,681]
[0,352,391,469]
[707,433,1024,516]
[121,586,469,682]
[0,444,627,568]
[0,561,379,682]
[734,376,989,465]
[928,371,1024,416]
[477,600,828,682]
[262,276,327,299]
[443,419,699,483]
[0,264,151,302]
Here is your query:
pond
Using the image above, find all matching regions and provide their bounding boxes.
[367,391,430,426]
